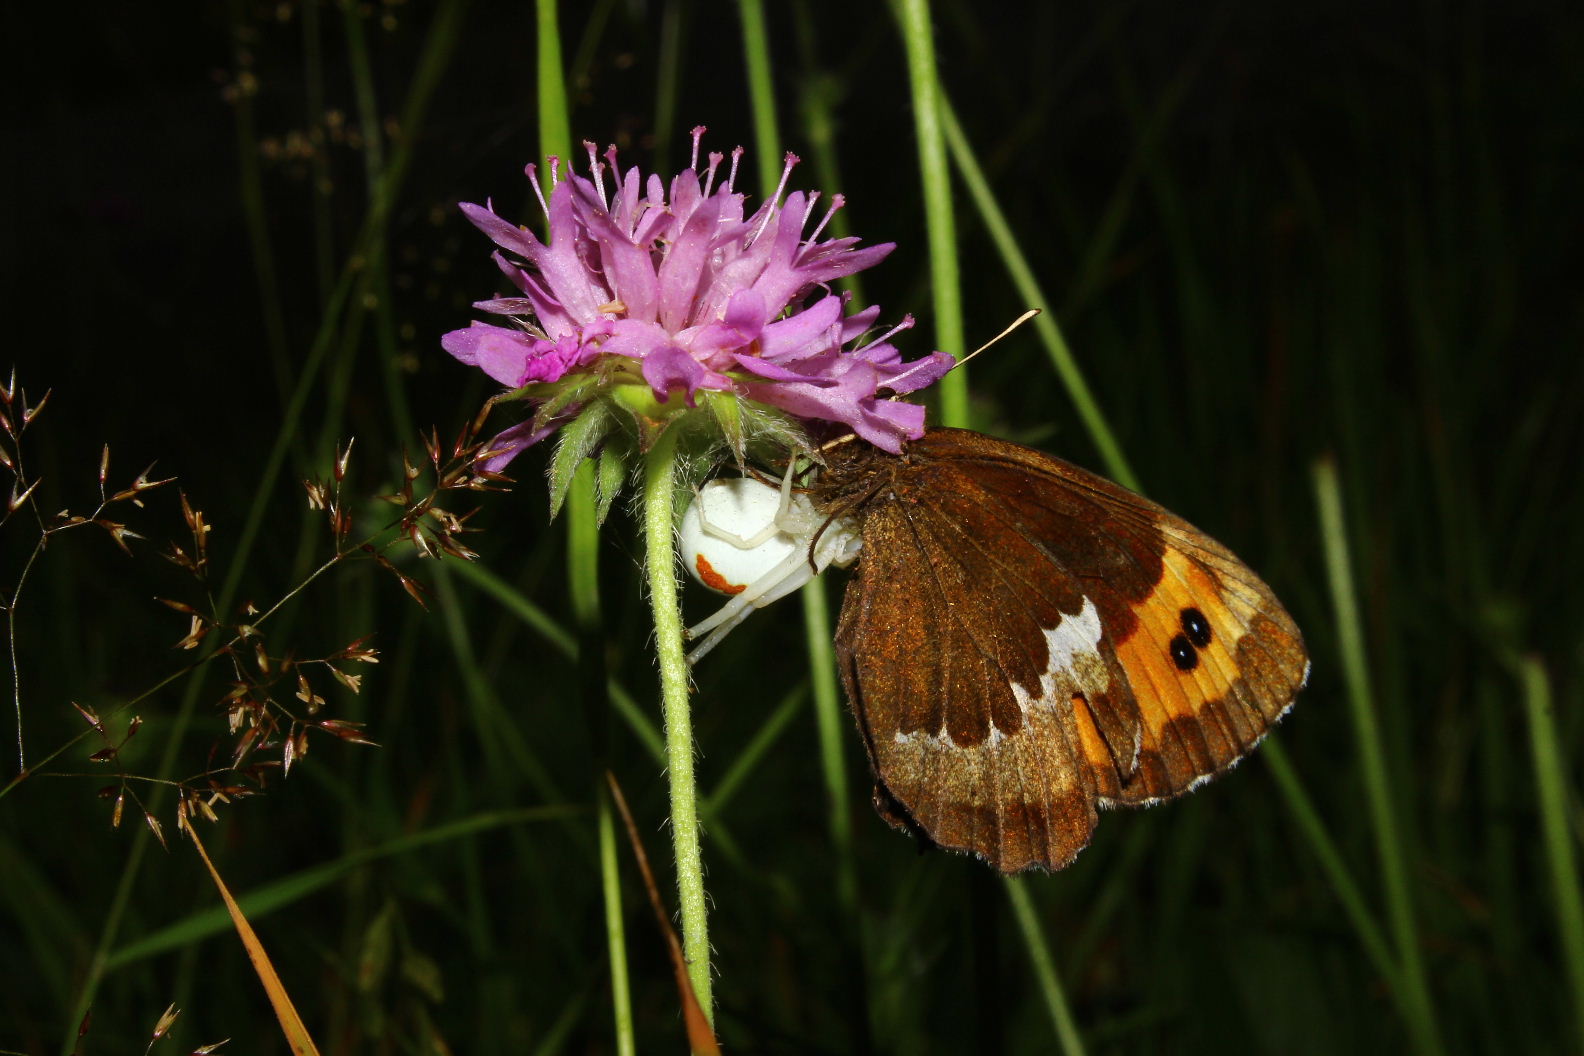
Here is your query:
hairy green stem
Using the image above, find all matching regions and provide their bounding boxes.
[642,426,713,1023]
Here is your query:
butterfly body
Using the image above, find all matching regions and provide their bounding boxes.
[811,428,1307,873]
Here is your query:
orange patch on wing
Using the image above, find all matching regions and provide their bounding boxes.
[1070,693,1122,798]
[695,554,746,595]
[1112,548,1248,761]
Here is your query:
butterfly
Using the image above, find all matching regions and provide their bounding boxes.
[683,427,1308,873]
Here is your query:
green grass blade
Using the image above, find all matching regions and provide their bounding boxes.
[1516,654,1584,1048]
[535,0,571,164]
[939,98,1140,491]
[442,557,664,762]
[705,684,806,814]
[1314,456,1443,1054]
[736,0,783,197]
[104,806,579,969]
[1260,738,1404,995]
[534,14,634,1050]
[893,0,967,426]
[1004,877,1087,1056]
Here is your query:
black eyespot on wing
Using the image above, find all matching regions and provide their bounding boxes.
[1169,634,1198,671]
[1180,607,1212,648]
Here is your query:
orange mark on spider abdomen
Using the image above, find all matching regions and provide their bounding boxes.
[695,554,746,595]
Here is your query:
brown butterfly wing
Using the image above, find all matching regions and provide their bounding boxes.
[827,428,1307,872]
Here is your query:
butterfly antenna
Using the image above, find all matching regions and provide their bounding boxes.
[949,308,1041,373]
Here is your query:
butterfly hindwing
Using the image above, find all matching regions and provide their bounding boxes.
[834,494,1107,872]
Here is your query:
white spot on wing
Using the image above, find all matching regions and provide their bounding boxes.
[1046,597,1104,672]
[1011,597,1108,720]
[891,598,1109,751]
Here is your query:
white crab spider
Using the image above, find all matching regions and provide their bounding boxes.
[678,459,863,663]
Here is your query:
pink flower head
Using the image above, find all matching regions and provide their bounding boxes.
[442,129,953,469]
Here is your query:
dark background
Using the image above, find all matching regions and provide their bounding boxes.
[2,0,1580,1052]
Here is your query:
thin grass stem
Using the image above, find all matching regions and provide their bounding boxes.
[1260,738,1405,996]
[1003,877,1087,1056]
[736,0,783,197]
[597,786,636,1056]
[533,15,633,1049]
[802,576,858,910]
[1515,654,1584,1049]
[1314,457,1443,1055]
[939,99,1141,492]
[894,0,967,425]
[442,558,665,762]
[535,0,571,164]
[704,685,806,813]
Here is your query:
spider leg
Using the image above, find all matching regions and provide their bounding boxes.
[694,480,784,549]
[687,546,818,642]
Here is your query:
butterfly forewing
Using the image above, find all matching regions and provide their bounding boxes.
[821,428,1308,873]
